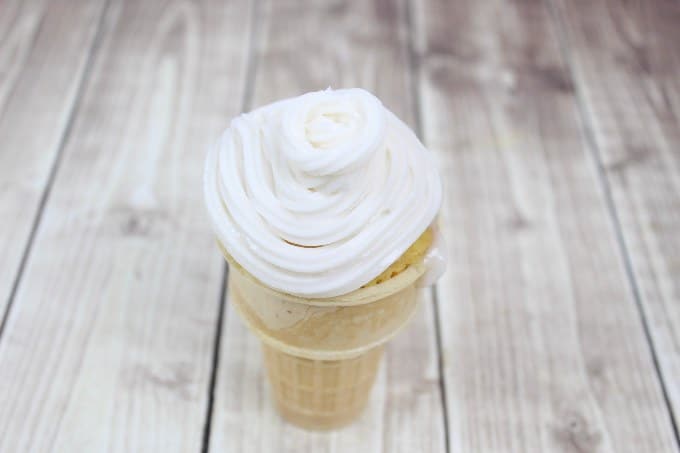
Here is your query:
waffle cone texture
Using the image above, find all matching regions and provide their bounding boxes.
[262,343,384,429]
[222,229,432,429]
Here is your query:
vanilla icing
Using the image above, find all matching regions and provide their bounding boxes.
[204,88,445,297]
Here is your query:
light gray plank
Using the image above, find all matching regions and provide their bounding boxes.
[0,0,252,451]
[414,0,679,451]
[209,0,447,450]
[0,0,107,320]
[551,0,680,431]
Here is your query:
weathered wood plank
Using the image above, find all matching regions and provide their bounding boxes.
[414,0,679,451]
[209,0,447,450]
[551,0,680,430]
[0,0,252,451]
[0,0,107,320]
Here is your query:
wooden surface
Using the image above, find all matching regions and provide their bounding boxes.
[0,0,108,321]
[0,0,678,452]
[552,0,680,428]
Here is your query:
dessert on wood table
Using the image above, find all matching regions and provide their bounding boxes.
[204,88,446,429]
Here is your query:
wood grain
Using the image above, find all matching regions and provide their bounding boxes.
[414,0,679,451]
[0,0,252,451]
[208,0,447,451]
[551,0,680,429]
[0,0,107,320]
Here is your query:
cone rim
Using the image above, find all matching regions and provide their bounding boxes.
[219,241,426,307]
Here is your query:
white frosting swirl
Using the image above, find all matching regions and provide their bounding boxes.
[204,88,443,297]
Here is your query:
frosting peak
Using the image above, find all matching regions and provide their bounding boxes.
[204,88,443,297]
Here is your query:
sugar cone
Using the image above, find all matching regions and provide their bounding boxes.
[222,245,426,429]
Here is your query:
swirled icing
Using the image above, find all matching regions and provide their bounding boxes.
[204,88,443,297]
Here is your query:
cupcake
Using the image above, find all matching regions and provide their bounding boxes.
[204,88,445,429]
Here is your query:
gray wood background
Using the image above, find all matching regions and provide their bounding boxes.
[0,0,678,452]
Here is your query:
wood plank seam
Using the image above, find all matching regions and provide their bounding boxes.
[200,1,261,450]
[405,0,452,450]
[405,0,424,145]
[430,286,452,453]
[544,0,680,446]
[239,0,262,125]
[0,0,113,341]
[200,262,229,453]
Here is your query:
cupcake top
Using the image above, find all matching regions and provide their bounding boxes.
[204,88,444,297]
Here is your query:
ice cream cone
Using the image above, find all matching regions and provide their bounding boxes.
[223,245,427,429]
[262,343,384,429]
[205,89,446,430]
